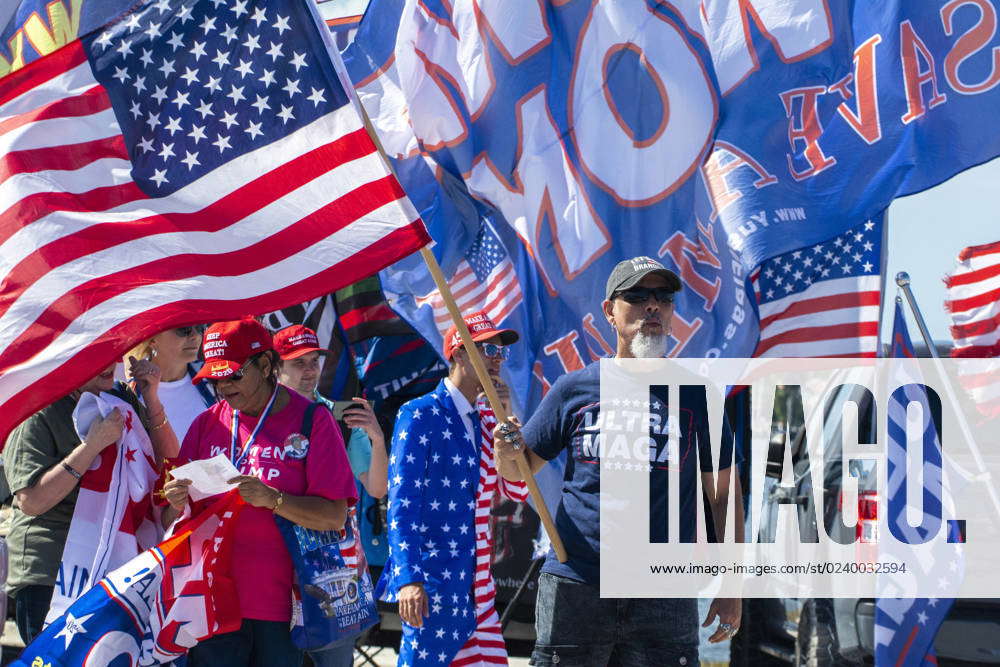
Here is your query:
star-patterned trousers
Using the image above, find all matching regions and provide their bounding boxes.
[398,583,476,666]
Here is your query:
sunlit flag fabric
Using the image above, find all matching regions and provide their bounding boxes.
[946,240,1000,357]
[344,1,1000,414]
[945,241,1000,418]
[874,300,963,667]
[0,0,429,444]
[751,218,883,357]
[46,391,161,625]
[13,491,245,667]
[415,220,524,339]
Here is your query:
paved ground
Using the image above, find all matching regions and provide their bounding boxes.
[0,634,531,667]
[351,646,730,666]
[2,616,730,666]
[352,650,727,666]
[353,646,530,666]
[2,628,727,666]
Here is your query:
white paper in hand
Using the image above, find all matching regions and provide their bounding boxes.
[170,454,242,501]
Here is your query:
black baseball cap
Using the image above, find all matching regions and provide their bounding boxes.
[605,256,682,300]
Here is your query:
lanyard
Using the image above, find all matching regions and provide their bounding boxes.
[230,387,278,472]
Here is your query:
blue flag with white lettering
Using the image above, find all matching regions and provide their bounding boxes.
[343,0,1000,414]
[874,300,964,666]
[13,492,244,667]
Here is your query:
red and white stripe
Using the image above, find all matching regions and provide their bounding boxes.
[415,258,522,337]
[47,391,161,624]
[451,401,527,666]
[946,241,1000,356]
[946,242,1000,418]
[340,510,361,569]
[0,40,428,444]
[954,358,1000,420]
[752,273,881,357]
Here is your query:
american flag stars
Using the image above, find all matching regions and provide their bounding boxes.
[86,0,339,196]
[752,218,882,357]
[757,220,879,302]
[0,0,430,445]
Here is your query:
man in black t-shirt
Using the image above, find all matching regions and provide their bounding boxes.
[494,257,743,666]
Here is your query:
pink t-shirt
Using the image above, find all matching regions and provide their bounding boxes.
[179,388,357,622]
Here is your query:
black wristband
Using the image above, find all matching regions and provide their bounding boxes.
[61,461,82,480]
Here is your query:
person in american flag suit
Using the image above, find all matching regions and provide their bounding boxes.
[378,310,527,666]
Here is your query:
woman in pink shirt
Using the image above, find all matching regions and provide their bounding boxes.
[161,318,357,667]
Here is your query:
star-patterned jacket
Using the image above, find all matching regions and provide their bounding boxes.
[378,380,484,599]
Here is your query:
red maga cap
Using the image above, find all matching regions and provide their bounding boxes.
[191,318,273,383]
[273,324,327,360]
[442,310,518,361]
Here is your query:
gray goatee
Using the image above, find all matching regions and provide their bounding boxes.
[629,330,668,358]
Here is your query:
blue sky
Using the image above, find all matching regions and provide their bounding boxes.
[884,158,1000,345]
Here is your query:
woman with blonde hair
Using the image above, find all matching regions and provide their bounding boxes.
[127,325,215,442]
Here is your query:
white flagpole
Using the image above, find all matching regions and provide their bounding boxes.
[895,272,1000,517]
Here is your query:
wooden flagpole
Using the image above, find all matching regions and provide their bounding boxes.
[356,106,568,563]
[418,246,567,562]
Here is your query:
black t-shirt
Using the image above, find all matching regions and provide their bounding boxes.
[521,361,735,585]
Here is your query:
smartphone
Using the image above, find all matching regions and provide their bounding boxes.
[331,401,363,420]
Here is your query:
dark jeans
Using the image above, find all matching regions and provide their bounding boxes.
[530,572,699,667]
[15,584,53,645]
[308,634,356,667]
[187,619,302,667]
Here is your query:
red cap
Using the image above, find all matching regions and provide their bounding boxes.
[442,310,518,361]
[273,324,327,360]
[191,318,273,383]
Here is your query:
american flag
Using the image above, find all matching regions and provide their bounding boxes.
[0,0,429,442]
[946,240,1000,356]
[751,218,883,357]
[416,221,522,336]
[945,241,1000,417]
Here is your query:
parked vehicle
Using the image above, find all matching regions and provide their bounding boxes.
[732,343,1000,665]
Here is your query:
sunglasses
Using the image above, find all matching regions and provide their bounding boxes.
[477,342,510,360]
[614,287,675,305]
[173,324,207,338]
[207,355,259,385]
